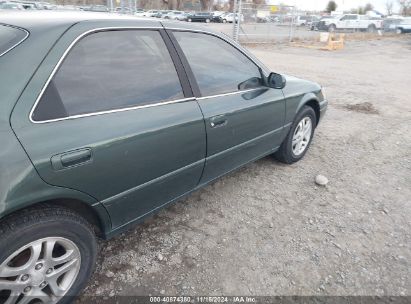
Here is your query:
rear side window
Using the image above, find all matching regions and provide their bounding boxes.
[32,30,184,122]
[0,25,28,57]
[174,31,263,96]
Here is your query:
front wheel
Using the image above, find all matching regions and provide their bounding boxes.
[274,106,317,164]
[367,24,377,33]
[0,207,97,304]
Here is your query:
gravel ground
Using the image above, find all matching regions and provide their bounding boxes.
[80,37,411,299]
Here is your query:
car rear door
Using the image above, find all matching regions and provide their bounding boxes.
[169,30,286,183]
[11,23,206,229]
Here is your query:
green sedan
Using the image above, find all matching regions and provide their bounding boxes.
[0,11,327,303]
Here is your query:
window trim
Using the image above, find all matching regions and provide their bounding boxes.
[29,26,190,124]
[166,28,269,98]
[0,24,29,57]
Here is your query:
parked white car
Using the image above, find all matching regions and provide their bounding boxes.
[142,10,159,17]
[323,14,383,32]
[221,13,244,23]
[391,17,411,33]
[295,15,318,27]
[164,11,184,20]
[134,9,145,17]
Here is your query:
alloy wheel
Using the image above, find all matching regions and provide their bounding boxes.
[0,237,81,304]
[292,117,312,156]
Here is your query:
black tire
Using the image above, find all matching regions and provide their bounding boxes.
[275,106,317,164]
[0,206,97,304]
[368,24,377,33]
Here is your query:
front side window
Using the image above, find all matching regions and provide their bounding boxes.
[32,30,184,122]
[174,32,263,97]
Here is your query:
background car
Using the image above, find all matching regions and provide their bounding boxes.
[296,15,311,26]
[305,16,320,28]
[175,12,189,21]
[134,8,145,17]
[88,5,109,12]
[220,13,244,23]
[114,6,132,14]
[164,10,184,20]
[154,10,170,18]
[187,12,212,22]
[312,15,341,31]
[392,17,411,33]
[142,9,159,17]
[213,11,228,22]
[0,1,24,9]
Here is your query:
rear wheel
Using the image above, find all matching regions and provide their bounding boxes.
[367,24,377,33]
[328,24,336,32]
[0,207,97,304]
[275,106,317,164]
[396,28,403,34]
[222,19,227,23]
[187,18,192,22]
[205,18,210,23]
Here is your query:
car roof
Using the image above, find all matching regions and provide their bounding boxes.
[0,11,160,30]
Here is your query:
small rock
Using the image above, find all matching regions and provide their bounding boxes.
[315,175,329,186]
[157,253,164,261]
[109,290,115,297]
[269,222,274,228]
[160,290,165,295]
[105,271,114,278]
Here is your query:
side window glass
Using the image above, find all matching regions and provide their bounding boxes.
[173,31,263,96]
[33,30,184,122]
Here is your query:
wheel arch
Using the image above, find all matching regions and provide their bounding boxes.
[0,197,111,239]
[296,93,320,125]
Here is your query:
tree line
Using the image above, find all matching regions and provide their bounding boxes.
[326,0,411,16]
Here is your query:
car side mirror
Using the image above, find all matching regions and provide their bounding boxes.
[267,73,286,89]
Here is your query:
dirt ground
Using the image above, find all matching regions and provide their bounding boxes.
[81,37,411,299]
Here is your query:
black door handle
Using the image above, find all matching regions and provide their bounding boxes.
[51,148,92,170]
[210,115,227,128]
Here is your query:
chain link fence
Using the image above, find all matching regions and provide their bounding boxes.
[231,1,298,43]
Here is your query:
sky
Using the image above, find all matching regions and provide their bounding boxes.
[266,0,400,14]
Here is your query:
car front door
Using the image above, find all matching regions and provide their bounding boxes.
[170,31,286,183]
[345,15,358,29]
[11,26,206,229]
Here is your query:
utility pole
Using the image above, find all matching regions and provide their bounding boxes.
[232,0,237,40]
[235,0,242,42]
[289,5,296,42]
